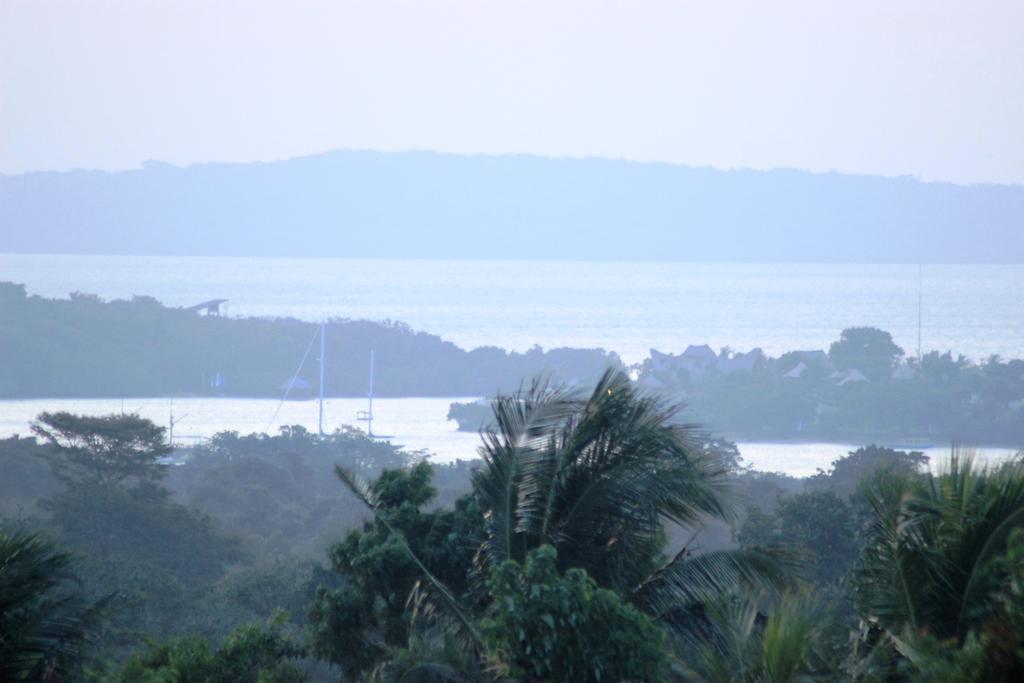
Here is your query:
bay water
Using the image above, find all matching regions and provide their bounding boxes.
[0,396,1015,477]
[2,254,1022,364]
[2,254,1021,476]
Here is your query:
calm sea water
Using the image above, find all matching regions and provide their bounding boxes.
[0,396,1015,477]
[2,254,1022,364]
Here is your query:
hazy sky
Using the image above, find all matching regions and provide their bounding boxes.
[2,1,1022,184]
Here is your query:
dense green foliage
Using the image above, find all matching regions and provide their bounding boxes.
[679,595,826,683]
[97,614,308,683]
[310,371,788,681]
[804,445,929,498]
[903,527,1024,682]
[0,417,492,679]
[739,490,860,586]
[31,412,171,488]
[483,545,668,682]
[2,389,1021,681]
[308,462,485,678]
[29,413,234,580]
[735,447,1024,682]
[167,426,414,557]
[852,452,1024,679]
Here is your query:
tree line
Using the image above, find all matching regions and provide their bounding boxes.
[453,327,1024,444]
[2,370,1023,681]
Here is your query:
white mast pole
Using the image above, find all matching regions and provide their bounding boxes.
[368,349,375,437]
[318,321,326,436]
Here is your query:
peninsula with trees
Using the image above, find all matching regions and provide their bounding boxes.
[3,281,1023,445]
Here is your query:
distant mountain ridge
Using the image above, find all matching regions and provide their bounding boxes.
[2,150,1022,262]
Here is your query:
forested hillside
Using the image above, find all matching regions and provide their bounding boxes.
[0,282,621,398]
[3,150,1022,262]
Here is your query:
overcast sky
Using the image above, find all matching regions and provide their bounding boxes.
[2,1,1022,184]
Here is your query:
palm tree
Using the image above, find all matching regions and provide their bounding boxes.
[339,369,788,663]
[474,370,789,628]
[678,593,824,683]
[854,449,1024,670]
[0,530,106,681]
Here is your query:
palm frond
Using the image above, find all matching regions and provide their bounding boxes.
[676,592,822,683]
[855,447,1024,647]
[484,370,736,592]
[0,530,109,680]
[472,377,578,567]
[632,546,794,627]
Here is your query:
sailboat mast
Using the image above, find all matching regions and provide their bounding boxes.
[367,349,375,437]
[318,321,326,436]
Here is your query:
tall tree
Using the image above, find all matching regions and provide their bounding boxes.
[739,490,860,586]
[828,327,904,381]
[31,412,170,489]
[28,412,239,653]
[308,462,485,678]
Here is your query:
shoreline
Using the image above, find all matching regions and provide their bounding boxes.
[2,394,1020,452]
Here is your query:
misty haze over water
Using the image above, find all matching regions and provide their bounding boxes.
[2,253,1021,365]
[0,395,1017,478]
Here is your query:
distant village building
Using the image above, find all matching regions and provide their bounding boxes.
[832,369,869,386]
[682,344,717,362]
[646,344,765,384]
[185,298,228,316]
[784,361,808,379]
[716,348,766,375]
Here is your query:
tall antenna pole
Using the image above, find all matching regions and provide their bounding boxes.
[917,264,923,363]
[318,321,326,436]
[168,397,188,447]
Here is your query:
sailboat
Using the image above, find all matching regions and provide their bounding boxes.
[357,350,393,439]
[270,325,393,440]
